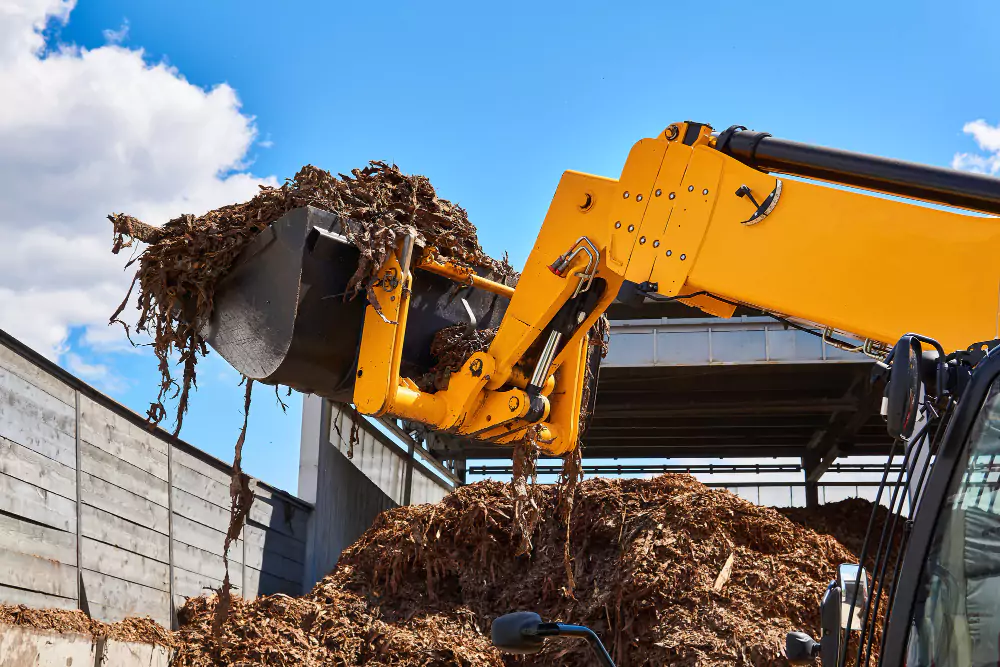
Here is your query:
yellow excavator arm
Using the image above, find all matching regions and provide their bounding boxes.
[345,121,1000,455]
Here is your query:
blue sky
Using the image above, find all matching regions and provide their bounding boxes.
[36,0,1000,493]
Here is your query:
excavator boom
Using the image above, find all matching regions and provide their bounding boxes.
[347,121,1000,454]
[206,121,1000,456]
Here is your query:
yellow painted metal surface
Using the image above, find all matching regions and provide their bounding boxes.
[647,146,727,295]
[353,256,407,415]
[543,333,590,454]
[683,153,1000,352]
[417,257,516,299]
[487,170,617,388]
[352,122,1000,455]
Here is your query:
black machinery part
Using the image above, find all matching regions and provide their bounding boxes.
[715,125,1000,215]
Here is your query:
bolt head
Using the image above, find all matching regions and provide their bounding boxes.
[653,240,660,248]
[680,254,687,261]
[703,189,709,195]
[627,224,635,232]
[669,192,676,200]
[636,194,643,202]
[666,250,672,257]
[639,236,646,244]
[655,189,662,197]
[615,221,621,229]
[623,191,630,199]
[688,185,694,192]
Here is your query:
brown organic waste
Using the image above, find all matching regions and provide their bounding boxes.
[779,497,899,570]
[417,325,499,392]
[164,475,890,667]
[0,605,174,646]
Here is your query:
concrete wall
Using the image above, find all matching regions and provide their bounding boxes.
[0,625,171,667]
[0,331,309,628]
[298,396,455,586]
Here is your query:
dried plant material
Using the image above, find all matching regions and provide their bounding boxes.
[168,475,890,667]
[109,162,516,435]
[558,316,609,596]
[108,163,520,631]
[213,377,256,635]
[0,605,174,647]
[417,325,498,392]
[578,315,610,438]
[172,589,501,667]
[779,498,900,570]
[510,427,541,556]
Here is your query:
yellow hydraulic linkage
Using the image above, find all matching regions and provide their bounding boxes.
[351,121,1000,455]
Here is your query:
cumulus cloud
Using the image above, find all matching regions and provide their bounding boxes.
[0,0,275,360]
[952,119,1000,174]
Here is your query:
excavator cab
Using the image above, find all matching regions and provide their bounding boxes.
[788,334,1000,666]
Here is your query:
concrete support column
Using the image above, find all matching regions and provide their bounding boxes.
[299,395,397,592]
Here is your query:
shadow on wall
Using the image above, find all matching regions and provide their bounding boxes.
[301,426,397,589]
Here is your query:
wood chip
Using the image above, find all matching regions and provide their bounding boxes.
[713,551,736,591]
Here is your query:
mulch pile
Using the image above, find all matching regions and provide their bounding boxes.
[168,474,886,666]
[779,497,899,571]
[0,605,175,646]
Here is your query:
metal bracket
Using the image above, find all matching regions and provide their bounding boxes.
[736,179,783,225]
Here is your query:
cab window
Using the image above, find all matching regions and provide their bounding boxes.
[907,380,1000,667]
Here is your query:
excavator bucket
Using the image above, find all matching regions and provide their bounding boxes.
[202,206,510,402]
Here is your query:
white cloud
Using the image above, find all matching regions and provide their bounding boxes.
[0,0,276,364]
[102,19,128,45]
[0,0,72,62]
[952,119,1000,175]
[64,351,125,393]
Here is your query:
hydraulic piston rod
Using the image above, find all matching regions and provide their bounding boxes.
[715,127,1000,215]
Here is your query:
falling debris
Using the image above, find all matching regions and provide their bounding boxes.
[212,377,256,636]
[510,428,541,556]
